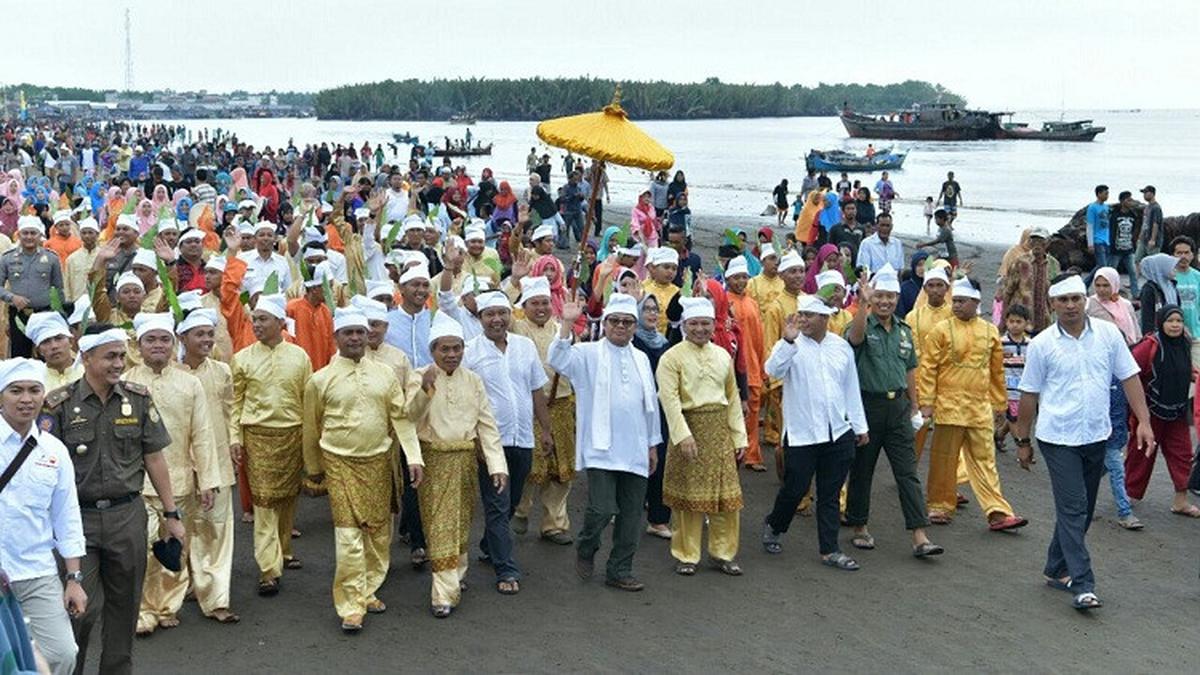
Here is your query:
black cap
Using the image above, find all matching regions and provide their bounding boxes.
[1141,185,1156,194]
[152,537,184,572]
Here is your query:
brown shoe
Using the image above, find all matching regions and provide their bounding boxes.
[575,555,594,580]
[604,576,645,592]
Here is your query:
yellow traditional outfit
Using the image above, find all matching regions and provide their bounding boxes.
[64,245,99,301]
[918,314,1016,519]
[174,357,238,618]
[908,300,953,461]
[656,340,747,565]
[511,317,575,536]
[828,307,853,338]
[122,363,221,633]
[407,365,505,609]
[303,354,422,621]
[199,292,234,363]
[758,286,800,447]
[44,361,83,391]
[231,339,312,583]
[642,278,680,334]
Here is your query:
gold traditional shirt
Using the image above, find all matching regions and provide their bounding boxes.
[174,358,237,487]
[512,317,573,399]
[407,365,506,475]
[45,362,83,391]
[641,279,680,334]
[655,340,748,448]
[123,363,222,497]
[917,316,1007,429]
[303,354,422,475]
[908,301,953,356]
[366,342,413,385]
[230,340,312,444]
[64,246,99,301]
[199,291,234,364]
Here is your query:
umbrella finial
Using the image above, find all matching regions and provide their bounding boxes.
[603,84,627,119]
[611,84,622,107]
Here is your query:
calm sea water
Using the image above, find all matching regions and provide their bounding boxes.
[141,110,1200,247]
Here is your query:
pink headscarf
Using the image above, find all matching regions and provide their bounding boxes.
[803,244,840,294]
[151,184,170,212]
[230,167,249,197]
[532,254,566,317]
[136,198,155,233]
[1091,267,1138,344]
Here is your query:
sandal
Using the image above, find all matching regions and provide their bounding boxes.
[711,559,743,576]
[411,548,428,570]
[284,557,303,570]
[821,552,860,571]
[645,525,672,540]
[257,578,279,597]
[497,579,520,595]
[341,614,363,633]
[851,533,875,550]
[987,515,1029,532]
[761,521,783,555]
[365,599,386,614]
[912,542,944,558]
[540,530,574,546]
[431,605,452,619]
[1044,576,1072,593]
[928,511,952,525]
[675,562,697,576]
[208,608,240,624]
[1072,592,1102,611]
[1170,504,1200,518]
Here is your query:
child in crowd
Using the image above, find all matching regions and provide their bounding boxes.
[995,304,1031,453]
[924,196,935,234]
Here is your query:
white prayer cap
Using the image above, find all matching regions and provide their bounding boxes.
[78,217,100,233]
[254,293,287,320]
[871,263,901,294]
[680,297,715,322]
[649,247,679,267]
[353,207,371,220]
[923,266,950,286]
[304,261,332,288]
[254,220,277,234]
[333,308,369,332]
[301,245,326,261]
[320,201,334,214]
[399,263,431,285]
[464,225,486,242]
[116,271,144,292]
[179,228,206,243]
[367,280,395,301]
[52,209,72,223]
[303,227,328,244]
[401,214,426,234]
[517,276,552,305]
[350,295,388,323]
[815,270,845,290]
[236,219,255,237]
[428,311,464,347]
[131,249,158,270]
[469,217,488,230]
[384,249,407,268]
[796,294,836,316]
[531,224,555,242]
[175,290,203,312]
[17,215,42,233]
[460,278,492,298]
[475,290,511,313]
[23,311,71,346]
[0,358,46,390]
[778,251,805,273]
[615,245,641,259]
[951,277,981,300]
[115,214,138,231]
[78,328,127,353]
[176,308,217,335]
[156,217,178,233]
[133,312,175,340]
[602,292,638,320]
[759,243,778,260]
[444,235,465,252]
[724,256,749,278]
[205,255,227,272]
[1048,274,1087,298]
[68,295,92,326]
[237,199,256,210]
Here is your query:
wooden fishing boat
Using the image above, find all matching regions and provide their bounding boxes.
[433,143,492,157]
[805,148,908,172]
[997,119,1105,141]
[839,102,1006,141]
[392,132,419,144]
[448,114,476,125]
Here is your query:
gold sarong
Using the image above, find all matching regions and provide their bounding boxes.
[663,404,744,513]
[418,441,477,573]
[323,450,395,531]
[530,397,576,485]
[242,425,303,508]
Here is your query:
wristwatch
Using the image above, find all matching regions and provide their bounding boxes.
[163,509,182,520]
[64,571,83,584]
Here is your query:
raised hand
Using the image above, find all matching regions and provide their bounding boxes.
[561,299,583,324]
[782,313,801,342]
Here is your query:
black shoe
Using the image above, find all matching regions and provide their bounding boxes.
[575,555,594,580]
[604,576,645,592]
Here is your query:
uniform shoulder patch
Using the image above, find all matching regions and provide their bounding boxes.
[44,385,71,409]
[120,381,150,396]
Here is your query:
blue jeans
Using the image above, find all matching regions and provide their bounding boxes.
[1104,379,1133,518]
[1109,250,1139,297]
[1086,243,1110,287]
[1040,440,1107,595]
[477,446,532,582]
[562,210,584,246]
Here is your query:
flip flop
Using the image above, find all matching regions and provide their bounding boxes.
[496,578,520,595]
[208,608,240,624]
[257,578,279,597]
[928,512,952,525]
[761,521,783,555]
[283,557,303,570]
[851,533,876,550]
[821,552,860,571]
[1170,505,1200,518]
[710,559,743,576]
[912,542,944,558]
[1044,576,1072,593]
[1072,592,1102,611]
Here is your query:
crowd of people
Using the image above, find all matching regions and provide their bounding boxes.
[0,118,1195,674]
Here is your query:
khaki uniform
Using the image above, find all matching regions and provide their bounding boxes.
[45,379,170,675]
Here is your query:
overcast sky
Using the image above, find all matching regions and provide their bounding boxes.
[10,0,1198,110]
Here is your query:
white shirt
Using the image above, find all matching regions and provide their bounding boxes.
[464,333,548,448]
[237,250,293,292]
[1019,318,1139,446]
[437,291,483,342]
[0,417,85,582]
[856,233,905,273]
[548,337,662,476]
[764,332,868,446]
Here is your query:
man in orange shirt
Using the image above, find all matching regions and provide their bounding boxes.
[724,256,767,471]
[44,209,81,262]
[286,262,336,369]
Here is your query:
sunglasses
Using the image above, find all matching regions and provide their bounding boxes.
[605,317,636,328]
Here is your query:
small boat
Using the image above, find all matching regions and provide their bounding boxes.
[997,119,1105,142]
[805,148,908,173]
[434,143,492,158]
[392,132,419,144]
[448,114,476,125]
[839,102,1007,141]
